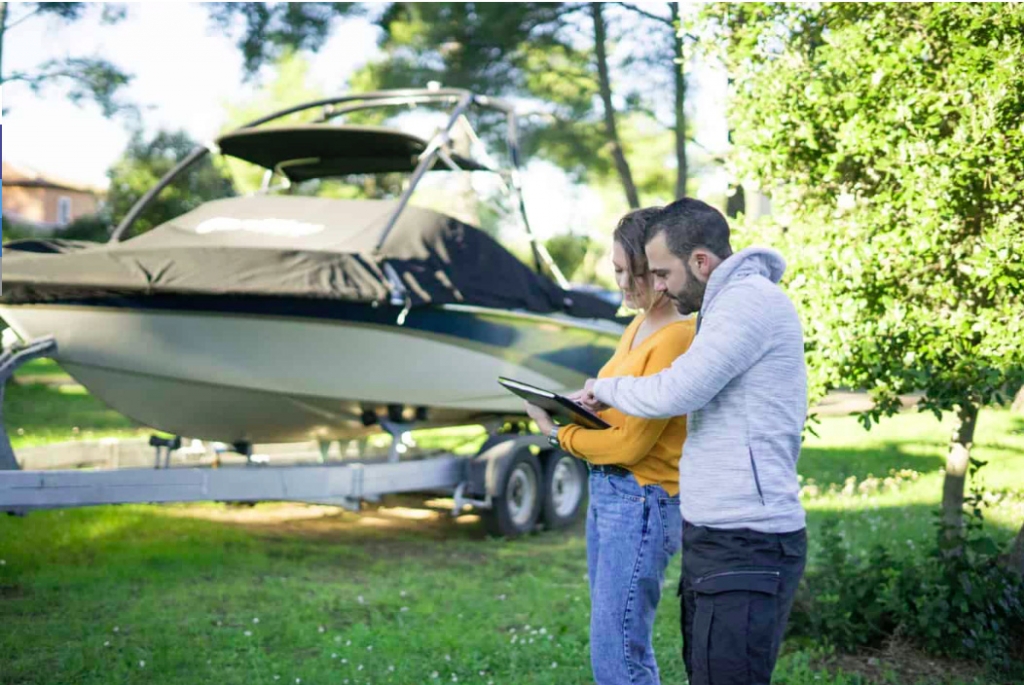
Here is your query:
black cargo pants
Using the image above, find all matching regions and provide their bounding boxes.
[678,523,807,685]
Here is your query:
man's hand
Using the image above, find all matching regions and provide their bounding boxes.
[524,401,556,435]
[576,379,609,413]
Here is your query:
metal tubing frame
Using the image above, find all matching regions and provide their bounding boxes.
[107,87,567,285]
[0,457,468,512]
[0,336,58,472]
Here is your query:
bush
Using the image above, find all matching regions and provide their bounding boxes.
[791,502,1024,674]
[61,214,113,242]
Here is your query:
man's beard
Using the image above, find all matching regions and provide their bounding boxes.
[669,263,706,315]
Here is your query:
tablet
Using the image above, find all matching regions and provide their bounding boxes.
[498,377,611,430]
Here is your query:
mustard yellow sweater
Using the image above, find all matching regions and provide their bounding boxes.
[558,315,696,496]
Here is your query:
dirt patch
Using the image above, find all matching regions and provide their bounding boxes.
[155,499,497,562]
[814,641,1001,684]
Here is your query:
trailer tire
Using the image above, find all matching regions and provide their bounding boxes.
[483,449,542,538]
[541,451,587,530]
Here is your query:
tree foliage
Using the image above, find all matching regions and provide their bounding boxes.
[105,130,236,238]
[712,2,1024,544]
[207,2,360,77]
[0,2,133,117]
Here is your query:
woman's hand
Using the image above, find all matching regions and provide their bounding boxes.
[524,402,556,435]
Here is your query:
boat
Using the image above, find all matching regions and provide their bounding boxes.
[0,89,623,445]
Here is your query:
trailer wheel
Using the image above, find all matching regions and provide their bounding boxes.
[541,451,587,529]
[483,450,542,538]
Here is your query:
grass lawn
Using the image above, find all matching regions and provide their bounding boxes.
[1,370,1022,684]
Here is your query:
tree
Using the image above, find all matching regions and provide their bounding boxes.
[206,2,359,77]
[207,3,701,208]
[0,2,132,116]
[715,3,1024,553]
[106,130,236,239]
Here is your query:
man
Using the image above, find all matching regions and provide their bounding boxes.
[579,198,808,685]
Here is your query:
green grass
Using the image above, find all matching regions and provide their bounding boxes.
[1,374,1022,684]
[4,361,152,448]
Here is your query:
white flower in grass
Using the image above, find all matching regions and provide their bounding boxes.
[253,617,260,624]
[524,625,531,631]
[551,662,558,668]
[431,671,439,679]
[318,625,326,633]
[451,676,458,682]
[0,559,5,565]
[335,636,342,643]
[367,645,373,651]
[400,590,407,597]
[342,658,348,664]
[389,665,395,672]
[528,638,534,644]
[244,630,253,637]
[217,621,223,627]
[400,606,409,612]
[332,653,338,659]
[510,636,517,644]
[497,594,506,601]
[346,640,352,646]
[539,628,546,635]
[357,595,365,604]
[103,641,110,647]
[508,628,515,634]
[444,654,451,662]
[113,626,119,633]
[139,661,146,668]
[358,664,364,671]
[296,679,301,684]
[478,671,485,677]
[273,676,279,681]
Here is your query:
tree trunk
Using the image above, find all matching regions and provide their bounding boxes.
[724,7,745,218]
[1012,385,1024,413]
[941,401,979,555]
[590,2,640,209]
[1008,520,1024,576]
[670,2,687,199]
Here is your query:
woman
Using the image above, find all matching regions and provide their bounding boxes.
[526,207,696,685]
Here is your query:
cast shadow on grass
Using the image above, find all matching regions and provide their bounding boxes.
[798,443,944,488]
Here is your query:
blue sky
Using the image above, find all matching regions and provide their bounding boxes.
[2,2,729,238]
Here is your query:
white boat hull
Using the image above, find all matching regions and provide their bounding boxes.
[1,302,621,443]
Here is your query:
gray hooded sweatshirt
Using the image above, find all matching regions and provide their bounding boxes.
[592,247,807,533]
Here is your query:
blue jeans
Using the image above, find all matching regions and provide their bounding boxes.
[587,471,683,685]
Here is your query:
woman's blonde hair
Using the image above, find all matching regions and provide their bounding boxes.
[613,206,664,312]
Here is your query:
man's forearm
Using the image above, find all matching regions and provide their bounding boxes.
[593,371,700,419]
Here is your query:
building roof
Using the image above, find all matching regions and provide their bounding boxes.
[2,161,103,195]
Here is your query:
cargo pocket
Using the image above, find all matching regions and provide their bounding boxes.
[690,570,780,685]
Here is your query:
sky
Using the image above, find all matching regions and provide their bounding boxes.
[1,2,729,239]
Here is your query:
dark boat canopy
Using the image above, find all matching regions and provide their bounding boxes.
[1,196,618,320]
[216,126,490,181]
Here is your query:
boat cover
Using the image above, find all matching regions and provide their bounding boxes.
[1,196,618,319]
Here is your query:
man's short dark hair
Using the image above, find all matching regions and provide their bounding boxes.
[645,198,733,260]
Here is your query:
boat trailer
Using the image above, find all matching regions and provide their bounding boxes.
[0,338,587,537]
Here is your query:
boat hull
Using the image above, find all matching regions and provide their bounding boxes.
[0,299,621,443]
